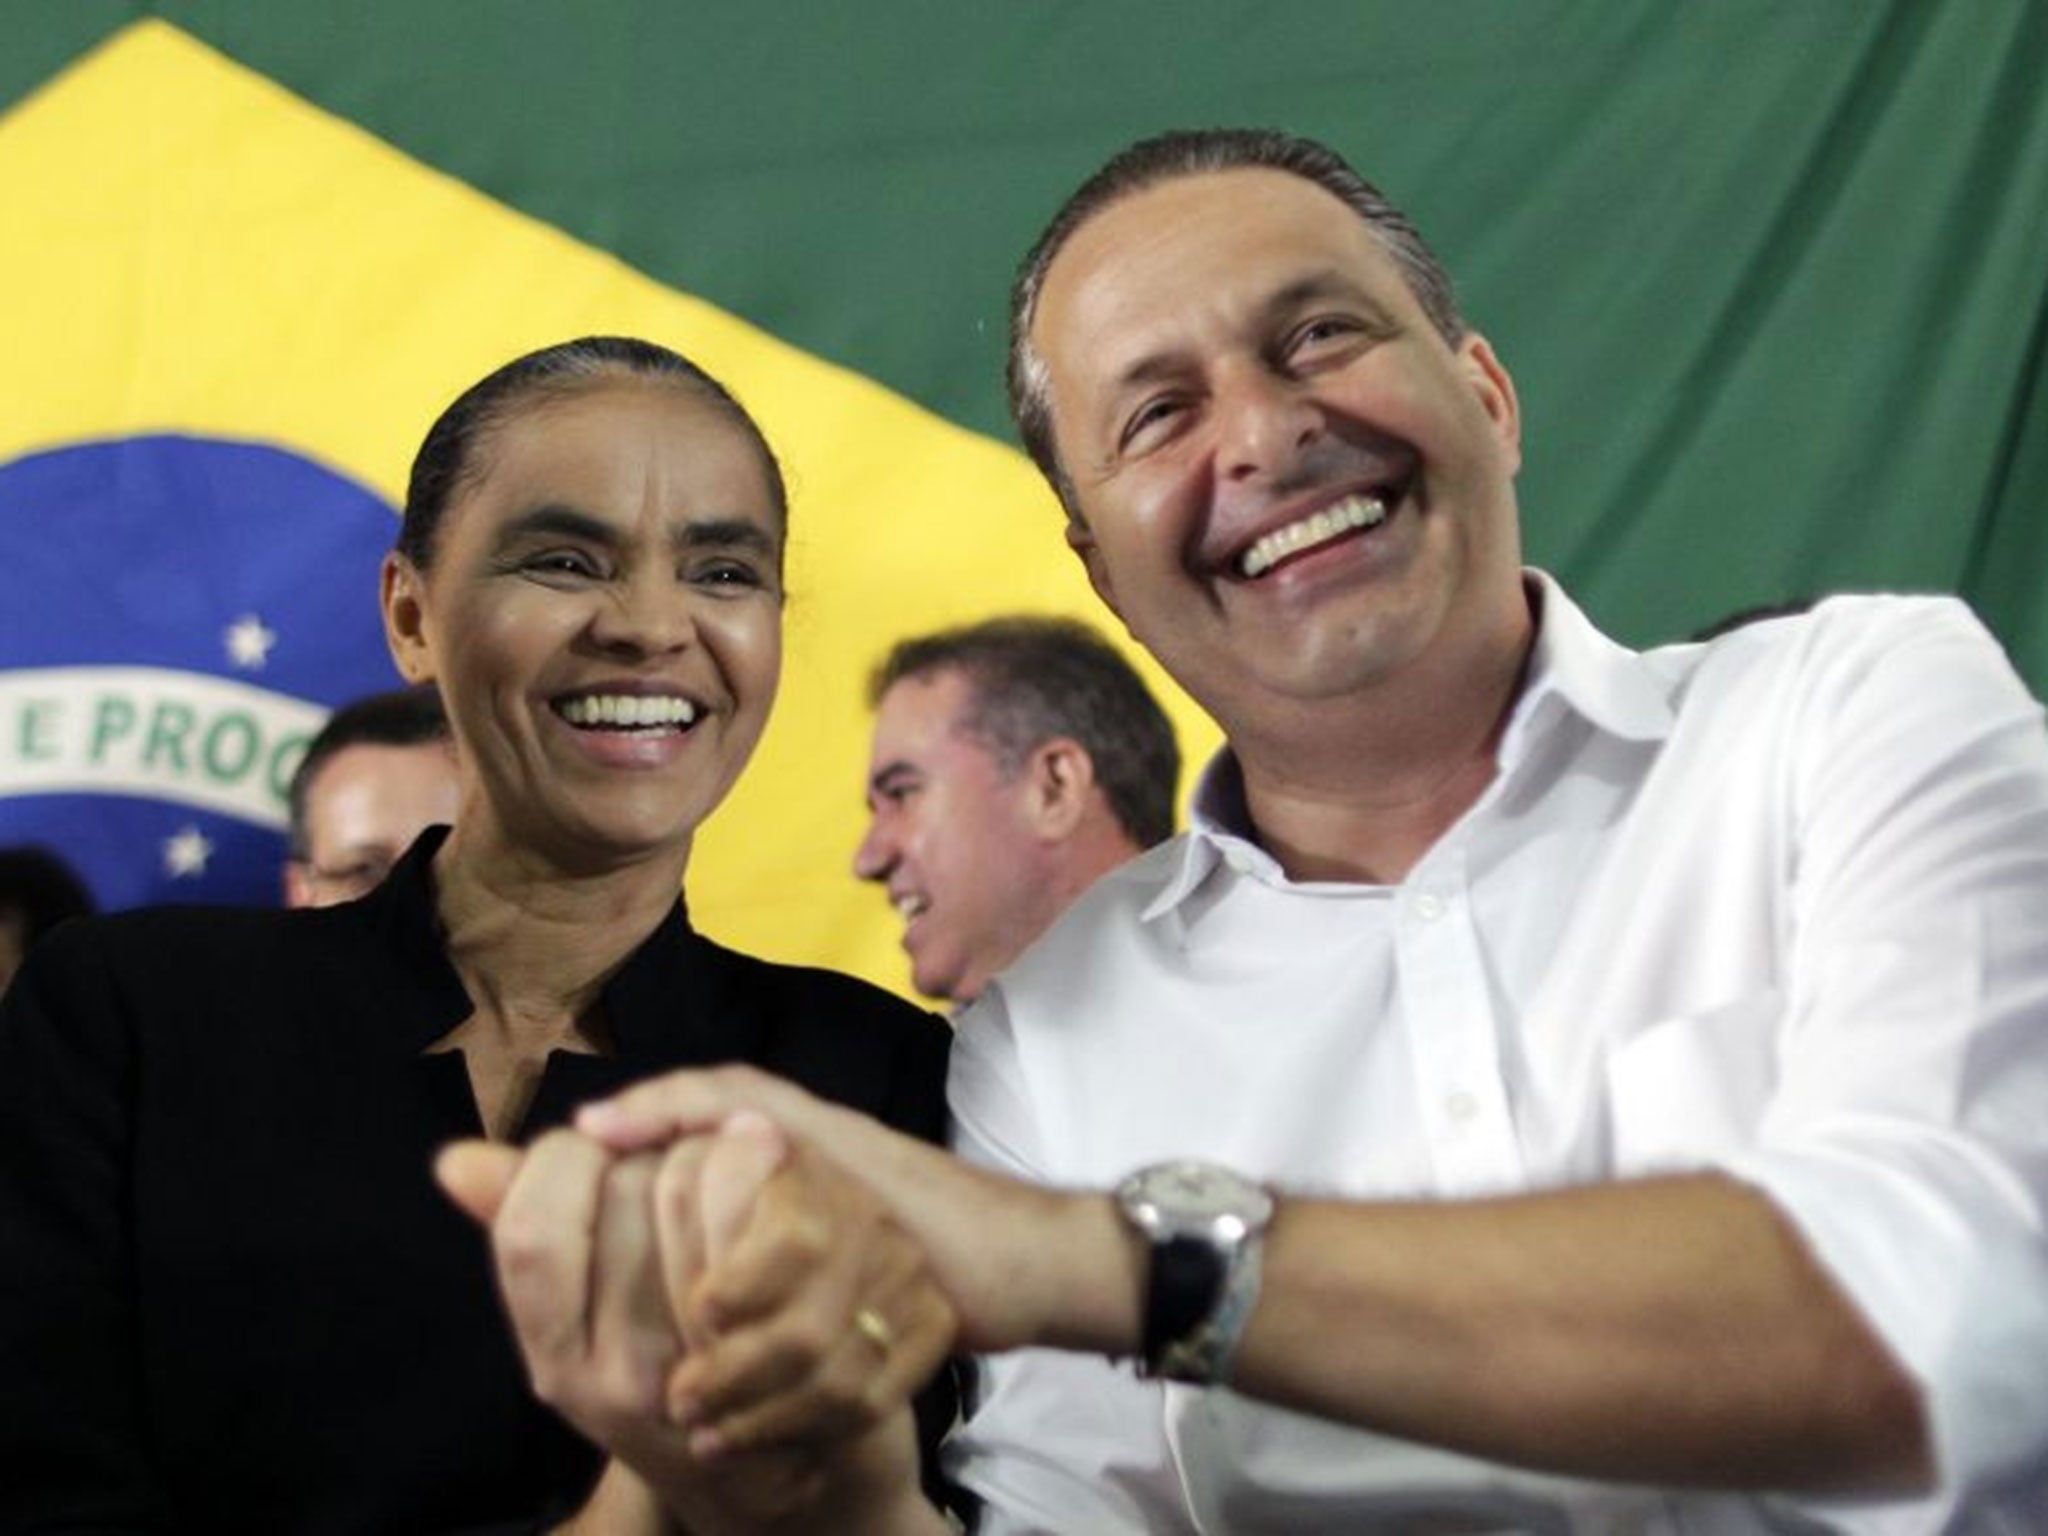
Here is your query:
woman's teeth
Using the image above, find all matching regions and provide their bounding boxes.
[1237,493,1388,578]
[557,694,699,730]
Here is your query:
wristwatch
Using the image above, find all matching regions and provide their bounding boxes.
[1114,1159,1275,1385]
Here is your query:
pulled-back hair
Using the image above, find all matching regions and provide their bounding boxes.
[1008,129,1464,517]
[396,336,786,569]
[870,615,1180,848]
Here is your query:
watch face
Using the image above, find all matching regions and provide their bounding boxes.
[1123,1159,1274,1239]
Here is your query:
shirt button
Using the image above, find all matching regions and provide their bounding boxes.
[1444,1090,1479,1124]
[1412,892,1445,922]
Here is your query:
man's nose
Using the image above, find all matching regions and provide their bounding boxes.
[852,817,895,882]
[1216,366,1322,483]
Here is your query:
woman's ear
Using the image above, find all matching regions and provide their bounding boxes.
[381,553,435,684]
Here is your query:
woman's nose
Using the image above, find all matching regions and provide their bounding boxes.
[590,573,696,657]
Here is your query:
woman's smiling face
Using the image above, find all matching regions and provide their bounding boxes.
[382,375,785,872]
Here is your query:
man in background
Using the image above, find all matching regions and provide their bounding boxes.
[283,686,459,908]
[0,846,94,998]
[855,615,1178,1004]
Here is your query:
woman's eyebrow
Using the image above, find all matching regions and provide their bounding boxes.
[492,504,616,549]
[673,517,779,555]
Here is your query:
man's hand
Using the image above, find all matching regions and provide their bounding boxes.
[436,1114,952,1532]
[575,1066,1145,1360]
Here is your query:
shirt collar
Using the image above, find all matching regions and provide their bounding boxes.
[359,824,717,1060]
[1148,570,1676,919]
[1501,570,1676,764]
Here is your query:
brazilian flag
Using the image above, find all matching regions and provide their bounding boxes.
[3,4,2045,997]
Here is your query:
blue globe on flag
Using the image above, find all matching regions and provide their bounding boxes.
[0,435,404,910]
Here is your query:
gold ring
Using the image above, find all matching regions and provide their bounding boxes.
[852,1306,894,1354]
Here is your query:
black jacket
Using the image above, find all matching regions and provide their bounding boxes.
[0,831,952,1534]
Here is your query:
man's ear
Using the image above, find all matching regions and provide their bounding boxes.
[1024,737,1094,840]
[1065,516,1125,626]
[1458,333,1522,474]
[381,552,435,684]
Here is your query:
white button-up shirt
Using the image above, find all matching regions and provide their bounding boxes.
[945,576,2048,1534]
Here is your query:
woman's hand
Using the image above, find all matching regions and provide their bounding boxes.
[436,1113,953,1531]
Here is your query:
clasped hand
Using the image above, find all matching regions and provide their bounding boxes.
[437,1109,954,1531]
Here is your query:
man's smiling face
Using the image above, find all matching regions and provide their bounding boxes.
[1030,168,1529,734]
[853,667,1062,1004]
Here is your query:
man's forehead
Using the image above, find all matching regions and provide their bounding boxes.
[873,669,1007,768]
[322,739,453,781]
[879,666,976,723]
[1032,167,1404,375]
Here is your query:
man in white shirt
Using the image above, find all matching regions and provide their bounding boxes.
[854,615,1179,1005]
[456,128,2048,1533]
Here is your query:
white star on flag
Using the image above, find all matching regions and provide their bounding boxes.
[224,613,277,670]
[163,826,213,879]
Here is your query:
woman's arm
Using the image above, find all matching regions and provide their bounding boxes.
[0,931,175,1529]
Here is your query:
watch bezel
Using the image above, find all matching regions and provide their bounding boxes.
[1116,1159,1276,1383]
[1117,1159,1275,1242]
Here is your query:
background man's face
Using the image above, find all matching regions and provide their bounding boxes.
[286,740,461,907]
[1031,168,1526,728]
[0,908,24,998]
[854,668,1057,1003]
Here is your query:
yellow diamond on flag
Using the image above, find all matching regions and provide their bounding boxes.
[0,19,1214,995]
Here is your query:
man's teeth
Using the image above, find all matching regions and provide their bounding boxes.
[557,694,699,730]
[894,893,928,921]
[1237,494,1388,578]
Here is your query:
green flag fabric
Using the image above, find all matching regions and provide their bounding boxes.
[3,2,2044,997]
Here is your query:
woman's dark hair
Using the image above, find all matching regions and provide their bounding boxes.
[395,336,787,569]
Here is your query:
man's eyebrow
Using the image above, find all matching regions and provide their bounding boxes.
[1102,271,1402,396]
[1261,270,1402,333]
[867,761,920,799]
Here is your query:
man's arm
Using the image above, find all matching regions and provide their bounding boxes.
[1231,1174,1928,1489]
[580,1076,1932,1493]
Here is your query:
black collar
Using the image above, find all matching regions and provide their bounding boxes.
[353,827,750,1063]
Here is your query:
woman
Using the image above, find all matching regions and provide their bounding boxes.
[0,338,952,1532]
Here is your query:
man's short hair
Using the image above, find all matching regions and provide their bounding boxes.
[1007,127,1466,517]
[0,846,95,941]
[869,616,1180,849]
[287,686,452,860]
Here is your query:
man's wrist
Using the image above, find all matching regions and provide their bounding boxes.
[1030,1189,1147,1356]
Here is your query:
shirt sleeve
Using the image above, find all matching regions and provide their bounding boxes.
[0,923,175,1530]
[1720,598,2048,1525]
[943,985,1190,1535]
